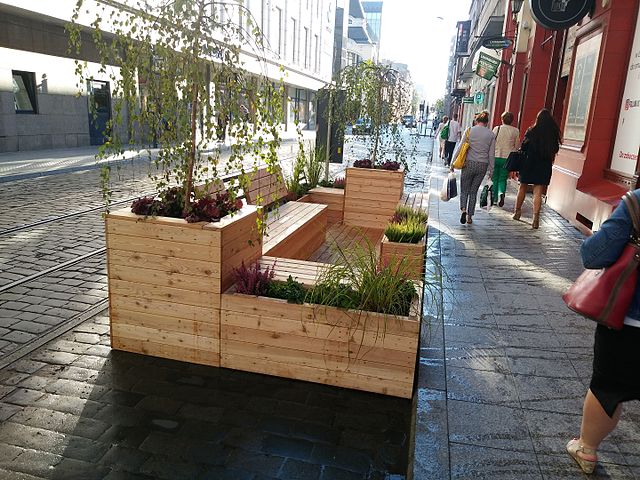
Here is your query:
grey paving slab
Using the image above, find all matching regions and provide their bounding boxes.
[412,160,640,479]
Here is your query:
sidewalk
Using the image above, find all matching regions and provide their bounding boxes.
[412,165,640,479]
[0,130,316,181]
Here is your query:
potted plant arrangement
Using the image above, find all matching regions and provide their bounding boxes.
[381,205,428,280]
[69,0,285,366]
[220,241,421,398]
[331,61,416,228]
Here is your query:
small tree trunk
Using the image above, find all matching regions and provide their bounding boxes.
[183,83,199,217]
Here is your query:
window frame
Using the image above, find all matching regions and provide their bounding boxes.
[12,70,38,114]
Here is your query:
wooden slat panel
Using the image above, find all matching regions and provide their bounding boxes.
[223,338,414,381]
[112,323,218,351]
[109,264,219,292]
[106,216,220,246]
[113,309,219,338]
[108,233,218,262]
[110,294,215,321]
[112,336,219,367]
[221,294,420,336]
[221,353,412,398]
[108,249,219,278]
[111,279,217,307]
[222,312,417,354]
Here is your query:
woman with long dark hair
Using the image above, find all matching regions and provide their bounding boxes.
[512,109,561,229]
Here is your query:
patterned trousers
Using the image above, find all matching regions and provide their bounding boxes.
[459,160,488,216]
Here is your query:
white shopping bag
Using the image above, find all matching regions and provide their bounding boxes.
[440,175,450,202]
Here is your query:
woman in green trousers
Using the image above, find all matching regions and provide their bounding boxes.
[491,112,520,207]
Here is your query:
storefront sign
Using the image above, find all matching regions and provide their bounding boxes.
[474,92,484,105]
[462,96,474,104]
[455,21,471,54]
[530,0,594,31]
[481,37,513,50]
[610,10,640,175]
[475,52,501,80]
[564,33,602,143]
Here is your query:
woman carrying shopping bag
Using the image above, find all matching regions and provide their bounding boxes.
[451,111,495,225]
[492,111,520,207]
[512,108,561,229]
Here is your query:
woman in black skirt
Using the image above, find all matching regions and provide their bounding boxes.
[567,189,640,474]
[512,109,560,229]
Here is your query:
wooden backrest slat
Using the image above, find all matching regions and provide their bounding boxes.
[245,167,289,206]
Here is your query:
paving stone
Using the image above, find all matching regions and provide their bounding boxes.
[0,403,22,422]
[310,445,373,474]
[2,388,45,406]
[262,434,314,461]
[279,458,322,480]
[1,331,36,344]
[226,451,285,476]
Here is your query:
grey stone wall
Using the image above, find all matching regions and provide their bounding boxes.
[0,92,90,152]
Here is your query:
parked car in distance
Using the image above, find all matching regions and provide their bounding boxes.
[352,118,372,135]
[402,115,416,128]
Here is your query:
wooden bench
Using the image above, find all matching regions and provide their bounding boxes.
[258,256,330,286]
[245,167,327,260]
[298,187,344,225]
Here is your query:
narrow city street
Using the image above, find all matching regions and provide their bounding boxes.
[1,132,639,479]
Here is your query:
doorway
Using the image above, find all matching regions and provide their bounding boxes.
[87,80,112,145]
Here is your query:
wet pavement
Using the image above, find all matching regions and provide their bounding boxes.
[413,161,640,479]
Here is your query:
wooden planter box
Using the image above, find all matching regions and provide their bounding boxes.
[105,206,261,367]
[299,187,345,225]
[380,234,426,280]
[220,291,420,398]
[344,168,405,229]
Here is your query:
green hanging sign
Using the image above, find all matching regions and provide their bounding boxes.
[475,52,501,80]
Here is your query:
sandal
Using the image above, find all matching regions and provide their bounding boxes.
[566,438,597,474]
[460,212,467,224]
[467,215,473,224]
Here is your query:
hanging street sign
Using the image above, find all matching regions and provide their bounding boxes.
[474,92,484,105]
[529,0,594,31]
[481,36,513,50]
[455,20,471,54]
[475,52,501,80]
[462,96,474,104]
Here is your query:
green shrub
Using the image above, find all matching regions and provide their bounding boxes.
[392,205,428,224]
[384,217,426,244]
[305,144,325,188]
[265,276,307,304]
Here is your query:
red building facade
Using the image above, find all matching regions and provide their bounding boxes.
[491,0,640,233]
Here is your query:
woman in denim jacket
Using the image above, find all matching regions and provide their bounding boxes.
[567,190,640,474]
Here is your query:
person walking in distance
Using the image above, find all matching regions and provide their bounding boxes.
[512,109,560,229]
[452,110,495,225]
[492,111,520,207]
[566,188,640,474]
[443,113,461,166]
[434,115,449,161]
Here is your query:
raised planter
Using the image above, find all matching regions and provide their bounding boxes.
[105,206,261,366]
[380,234,426,280]
[344,167,405,229]
[220,290,420,398]
[298,187,345,225]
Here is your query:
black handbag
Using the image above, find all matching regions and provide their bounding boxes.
[505,150,526,172]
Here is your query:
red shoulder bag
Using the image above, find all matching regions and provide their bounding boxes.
[562,192,640,330]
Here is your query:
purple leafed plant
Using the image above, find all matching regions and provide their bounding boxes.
[233,261,275,296]
[332,177,346,189]
[353,159,373,169]
[185,192,243,223]
[131,196,163,216]
[378,161,401,171]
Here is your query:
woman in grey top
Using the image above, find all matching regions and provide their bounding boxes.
[451,111,495,224]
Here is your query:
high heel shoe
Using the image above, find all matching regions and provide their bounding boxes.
[512,209,521,221]
[532,213,540,229]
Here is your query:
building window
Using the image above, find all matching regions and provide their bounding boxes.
[291,18,298,63]
[304,27,309,68]
[12,70,37,114]
[274,7,283,55]
[564,33,602,144]
[314,34,319,72]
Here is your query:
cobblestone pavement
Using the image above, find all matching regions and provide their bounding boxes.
[0,312,412,480]
[413,162,640,479]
